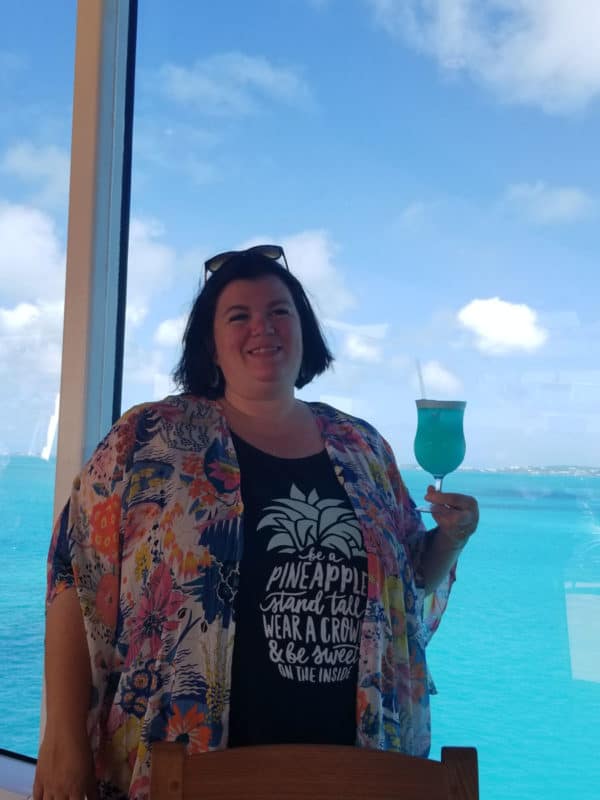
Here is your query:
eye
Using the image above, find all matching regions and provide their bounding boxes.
[272,306,291,316]
[228,312,249,323]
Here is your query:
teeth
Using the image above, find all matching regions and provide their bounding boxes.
[250,346,279,354]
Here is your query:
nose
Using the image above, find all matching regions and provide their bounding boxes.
[250,313,275,335]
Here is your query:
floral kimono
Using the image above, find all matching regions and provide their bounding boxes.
[47,395,455,799]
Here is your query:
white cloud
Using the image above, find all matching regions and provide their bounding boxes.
[125,305,147,327]
[318,394,355,414]
[236,230,356,317]
[154,315,187,347]
[0,298,64,452]
[159,52,313,115]
[282,231,356,316]
[1,142,70,209]
[368,0,600,113]
[458,296,548,354]
[0,300,63,378]
[325,319,389,363]
[0,302,40,331]
[0,218,350,450]
[0,202,65,304]
[506,181,594,224]
[344,333,382,362]
[325,320,389,338]
[153,371,177,399]
[0,201,67,451]
[121,344,177,407]
[417,360,463,395]
[126,218,177,326]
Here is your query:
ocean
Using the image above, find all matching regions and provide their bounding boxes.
[1,456,599,799]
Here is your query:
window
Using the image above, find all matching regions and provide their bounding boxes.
[3,5,599,798]
[121,4,600,798]
[0,2,76,757]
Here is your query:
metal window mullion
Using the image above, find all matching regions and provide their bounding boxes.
[53,0,137,520]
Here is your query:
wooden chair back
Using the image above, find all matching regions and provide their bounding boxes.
[150,742,478,800]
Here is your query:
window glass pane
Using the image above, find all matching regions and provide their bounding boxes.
[123,3,600,798]
[0,2,76,755]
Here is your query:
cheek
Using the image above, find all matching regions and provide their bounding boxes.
[213,330,240,362]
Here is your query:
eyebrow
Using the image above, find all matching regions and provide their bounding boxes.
[221,298,292,315]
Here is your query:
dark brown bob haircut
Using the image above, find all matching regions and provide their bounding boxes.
[172,251,334,398]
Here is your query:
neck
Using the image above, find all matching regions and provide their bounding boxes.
[222,389,299,423]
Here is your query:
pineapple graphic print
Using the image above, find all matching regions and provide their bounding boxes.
[259,484,364,559]
[257,482,368,685]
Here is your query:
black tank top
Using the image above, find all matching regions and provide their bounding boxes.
[228,432,368,747]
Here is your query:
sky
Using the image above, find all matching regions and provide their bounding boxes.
[1,0,600,470]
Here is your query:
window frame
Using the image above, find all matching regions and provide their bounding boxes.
[53,0,137,518]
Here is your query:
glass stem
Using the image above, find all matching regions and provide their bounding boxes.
[433,476,444,492]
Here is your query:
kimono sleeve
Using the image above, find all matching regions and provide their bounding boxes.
[45,465,122,621]
[45,405,140,625]
[46,497,76,604]
[381,436,456,647]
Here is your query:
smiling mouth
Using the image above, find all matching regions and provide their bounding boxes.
[247,345,282,355]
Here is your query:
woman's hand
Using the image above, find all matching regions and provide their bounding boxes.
[33,727,97,800]
[425,485,479,546]
[37,588,95,799]
[420,487,479,593]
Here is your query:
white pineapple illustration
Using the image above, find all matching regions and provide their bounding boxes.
[257,484,363,558]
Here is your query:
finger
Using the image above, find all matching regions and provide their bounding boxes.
[430,507,465,527]
[32,774,43,800]
[434,504,477,523]
[426,489,478,509]
[426,489,476,505]
[433,506,478,536]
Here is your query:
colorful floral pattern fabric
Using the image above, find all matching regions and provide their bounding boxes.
[47,395,455,799]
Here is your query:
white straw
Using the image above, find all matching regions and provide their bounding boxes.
[416,359,426,399]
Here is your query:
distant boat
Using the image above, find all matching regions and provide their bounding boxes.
[41,393,60,461]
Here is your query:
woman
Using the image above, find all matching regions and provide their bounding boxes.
[34,245,479,800]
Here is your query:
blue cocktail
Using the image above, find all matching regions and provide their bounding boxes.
[414,399,466,492]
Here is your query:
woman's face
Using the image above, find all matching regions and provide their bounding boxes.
[212,275,303,401]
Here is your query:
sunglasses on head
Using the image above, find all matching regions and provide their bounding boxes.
[204,244,289,278]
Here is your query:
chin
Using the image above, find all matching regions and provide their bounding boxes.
[251,375,296,393]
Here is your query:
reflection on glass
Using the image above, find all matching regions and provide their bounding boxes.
[564,583,600,683]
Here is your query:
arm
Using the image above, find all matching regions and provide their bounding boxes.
[34,407,143,799]
[420,486,479,595]
[376,432,477,639]
[421,527,468,594]
[33,588,97,800]
[44,586,92,732]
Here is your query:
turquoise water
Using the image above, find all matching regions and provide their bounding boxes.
[1,456,599,799]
